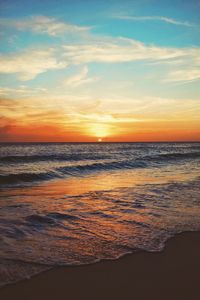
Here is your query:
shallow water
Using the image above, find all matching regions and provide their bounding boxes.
[0,142,200,286]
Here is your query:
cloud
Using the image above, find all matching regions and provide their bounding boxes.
[1,35,199,83]
[0,15,90,36]
[0,97,71,128]
[166,68,200,83]
[0,123,13,139]
[60,37,199,84]
[160,48,200,83]
[0,86,47,96]
[77,112,142,123]
[63,66,98,87]
[0,22,199,84]
[1,94,199,142]
[62,38,197,66]
[0,48,67,80]
[113,15,193,27]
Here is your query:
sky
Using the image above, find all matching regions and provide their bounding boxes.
[0,0,200,142]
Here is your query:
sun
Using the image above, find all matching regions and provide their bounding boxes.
[98,138,102,142]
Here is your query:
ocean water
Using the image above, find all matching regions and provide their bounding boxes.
[0,142,200,286]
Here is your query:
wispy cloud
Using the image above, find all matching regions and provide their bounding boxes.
[155,48,200,83]
[0,86,47,96]
[113,14,194,27]
[0,35,199,84]
[62,38,199,68]
[0,48,67,80]
[165,68,200,83]
[63,40,184,64]
[63,66,98,87]
[0,15,91,36]
[63,36,200,84]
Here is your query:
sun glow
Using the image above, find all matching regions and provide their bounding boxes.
[89,123,111,138]
[98,138,102,142]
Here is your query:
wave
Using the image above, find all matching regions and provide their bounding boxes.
[0,172,56,185]
[0,160,147,186]
[1,149,199,164]
[146,151,200,161]
[0,156,200,288]
[0,153,110,163]
[1,151,200,186]
[26,212,80,226]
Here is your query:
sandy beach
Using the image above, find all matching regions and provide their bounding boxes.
[1,231,200,300]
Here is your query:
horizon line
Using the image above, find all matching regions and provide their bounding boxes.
[0,141,200,144]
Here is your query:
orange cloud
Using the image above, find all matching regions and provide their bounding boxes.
[0,121,89,142]
[1,117,199,142]
[1,97,199,142]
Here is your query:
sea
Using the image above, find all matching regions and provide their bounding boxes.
[0,142,200,286]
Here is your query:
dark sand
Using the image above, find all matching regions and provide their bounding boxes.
[1,232,200,300]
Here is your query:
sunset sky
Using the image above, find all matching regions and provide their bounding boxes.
[0,0,200,142]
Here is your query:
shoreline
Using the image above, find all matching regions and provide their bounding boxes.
[1,231,200,300]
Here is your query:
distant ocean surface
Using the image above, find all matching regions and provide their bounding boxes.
[0,142,200,286]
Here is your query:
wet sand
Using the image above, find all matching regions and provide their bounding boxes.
[1,231,200,300]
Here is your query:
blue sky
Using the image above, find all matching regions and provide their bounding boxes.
[0,0,200,141]
[1,0,200,45]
